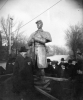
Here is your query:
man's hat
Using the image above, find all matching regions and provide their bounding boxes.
[36,20,43,24]
[47,59,51,62]
[61,58,65,61]
[19,46,27,52]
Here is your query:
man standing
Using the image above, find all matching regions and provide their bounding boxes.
[12,46,34,94]
[28,20,52,81]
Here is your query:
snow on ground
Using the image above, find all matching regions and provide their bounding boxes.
[47,55,69,62]
[0,62,6,69]
[0,55,69,69]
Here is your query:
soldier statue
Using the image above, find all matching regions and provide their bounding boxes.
[28,20,52,82]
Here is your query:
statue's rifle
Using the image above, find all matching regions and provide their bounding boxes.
[32,39,35,72]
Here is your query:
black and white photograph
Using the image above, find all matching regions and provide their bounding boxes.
[0,0,83,100]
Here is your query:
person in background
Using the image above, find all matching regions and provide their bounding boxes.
[51,61,59,77]
[58,58,66,78]
[66,59,74,79]
[59,58,65,66]
[28,20,52,82]
[74,52,83,99]
[71,59,78,79]
[44,59,52,76]
[6,50,17,74]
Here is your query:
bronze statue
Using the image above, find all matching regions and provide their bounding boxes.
[28,20,52,81]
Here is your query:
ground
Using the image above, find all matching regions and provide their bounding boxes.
[0,62,51,100]
[0,76,51,100]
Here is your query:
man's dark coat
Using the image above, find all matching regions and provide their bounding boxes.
[12,54,34,93]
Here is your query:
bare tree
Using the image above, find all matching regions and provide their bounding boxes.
[54,46,68,55]
[65,24,83,59]
[46,45,68,56]
[0,15,26,56]
[12,22,25,54]
[0,15,14,55]
[46,45,56,57]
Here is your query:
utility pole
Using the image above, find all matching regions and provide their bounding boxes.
[8,17,13,54]
[0,31,2,47]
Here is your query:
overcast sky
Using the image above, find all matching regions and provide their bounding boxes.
[0,0,83,48]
